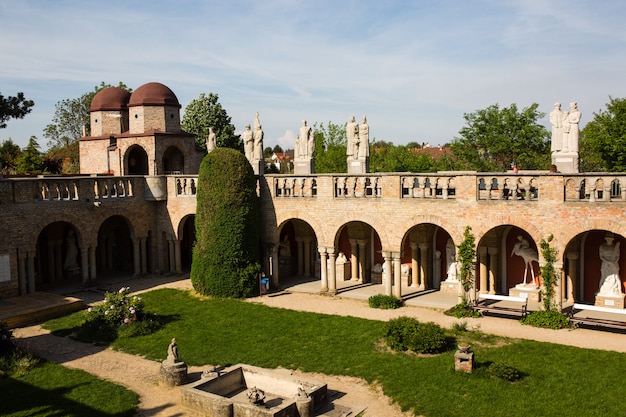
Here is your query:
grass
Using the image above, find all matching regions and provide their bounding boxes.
[44,288,626,417]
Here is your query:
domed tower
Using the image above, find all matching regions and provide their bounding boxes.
[89,87,131,136]
[128,82,182,134]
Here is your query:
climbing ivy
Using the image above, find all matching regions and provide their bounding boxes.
[457,226,476,301]
[539,235,558,311]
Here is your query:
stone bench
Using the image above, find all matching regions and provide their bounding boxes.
[473,293,528,318]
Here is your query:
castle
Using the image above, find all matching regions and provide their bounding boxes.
[1,82,625,312]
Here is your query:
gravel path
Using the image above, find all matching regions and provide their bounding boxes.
[12,277,626,417]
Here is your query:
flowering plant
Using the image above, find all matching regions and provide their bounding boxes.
[87,287,144,326]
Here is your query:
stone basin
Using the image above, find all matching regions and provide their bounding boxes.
[181,364,327,417]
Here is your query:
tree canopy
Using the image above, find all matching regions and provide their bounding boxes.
[0,92,34,129]
[0,139,21,174]
[15,136,42,174]
[450,103,551,171]
[313,121,347,173]
[181,93,242,151]
[580,96,626,172]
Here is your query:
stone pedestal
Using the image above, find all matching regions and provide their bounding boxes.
[250,159,264,176]
[454,345,474,373]
[440,280,459,293]
[294,159,313,175]
[509,284,541,302]
[552,151,579,174]
[159,360,188,387]
[296,396,314,417]
[347,159,368,174]
[594,293,626,309]
[335,261,350,281]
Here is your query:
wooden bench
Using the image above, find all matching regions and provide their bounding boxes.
[569,303,626,330]
[473,293,528,318]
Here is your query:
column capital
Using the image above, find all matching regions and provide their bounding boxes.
[418,243,429,250]
[566,252,579,261]
[318,247,327,255]
[487,247,498,255]
[478,246,488,255]
[410,242,419,250]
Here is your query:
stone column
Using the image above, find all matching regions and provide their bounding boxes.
[382,251,392,296]
[319,247,328,292]
[81,247,89,283]
[410,243,419,288]
[478,247,488,294]
[349,239,358,281]
[133,238,141,276]
[140,237,148,274]
[296,238,304,276]
[488,247,498,294]
[392,252,402,298]
[358,239,368,283]
[54,240,63,281]
[419,243,429,290]
[18,251,27,295]
[27,251,36,294]
[168,239,175,273]
[303,238,312,277]
[271,244,279,288]
[434,250,441,289]
[566,252,579,303]
[328,250,337,294]
[47,243,56,281]
[89,246,97,281]
[174,239,182,274]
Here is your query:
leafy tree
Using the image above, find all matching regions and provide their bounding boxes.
[181,93,241,151]
[370,144,438,173]
[450,103,550,171]
[579,96,626,172]
[15,136,42,174]
[0,139,21,174]
[313,121,347,173]
[191,147,261,298]
[0,92,34,128]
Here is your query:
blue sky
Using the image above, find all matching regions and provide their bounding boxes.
[2,0,626,150]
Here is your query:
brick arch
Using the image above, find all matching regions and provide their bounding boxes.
[399,214,464,249]
[275,214,326,246]
[92,209,141,239]
[26,215,89,250]
[472,214,544,248]
[557,219,626,255]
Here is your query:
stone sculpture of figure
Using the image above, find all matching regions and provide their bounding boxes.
[445,238,457,281]
[358,116,369,159]
[279,235,291,257]
[598,235,622,296]
[254,111,261,131]
[336,252,347,263]
[64,229,79,270]
[346,115,359,160]
[166,338,179,363]
[511,235,539,286]
[253,124,264,160]
[567,102,581,153]
[299,120,313,159]
[549,103,564,153]
[294,135,301,159]
[243,124,254,161]
[206,127,217,152]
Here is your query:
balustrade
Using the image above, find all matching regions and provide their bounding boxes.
[401,175,455,199]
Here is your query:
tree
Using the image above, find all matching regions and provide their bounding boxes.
[190,147,261,298]
[370,143,438,173]
[450,103,551,171]
[0,139,21,174]
[0,92,34,128]
[181,93,241,151]
[313,121,347,173]
[580,96,626,172]
[15,136,42,174]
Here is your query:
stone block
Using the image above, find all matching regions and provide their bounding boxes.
[594,294,626,309]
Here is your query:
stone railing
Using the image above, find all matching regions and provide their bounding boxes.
[476,174,539,201]
[333,175,382,198]
[174,176,198,196]
[563,174,626,202]
[274,176,317,197]
[35,176,135,202]
[401,175,456,199]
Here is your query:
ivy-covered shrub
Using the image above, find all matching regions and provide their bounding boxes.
[487,362,523,382]
[521,310,573,329]
[445,299,481,318]
[384,316,447,354]
[191,148,261,298]
[368,294,404,309]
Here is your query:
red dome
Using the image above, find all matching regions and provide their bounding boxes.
[128,82,180,108]
[90,87,131,111]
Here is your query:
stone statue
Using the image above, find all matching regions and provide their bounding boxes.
[166,338,179,363]
[253,120,264,161]
[346,116,359,160]
[206,127,217,152]
[247,386,265,405]
[358,116,369,159]
[567,102,581,153]
[549,103,564,153]
[64,229,79,270]
[279,235,291,257]
[336,252,348,263]
[598,235,622,296]
[298,120,314,159]
[254,111,261,131]
[243,124,254,161]
[445,238,457,282]
[511,235,539,286]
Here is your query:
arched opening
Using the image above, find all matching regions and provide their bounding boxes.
[163,145,185,174]
[401,224,454,291]
[35,222,82,291]
[126,145,148,175]
[277,219,317,282]
[97,215,134,277]
[179,215,196,271]
[334,221,382,284]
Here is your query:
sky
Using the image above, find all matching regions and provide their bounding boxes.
[2,0,626,151]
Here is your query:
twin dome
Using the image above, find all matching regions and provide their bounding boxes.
[90,82,181,112]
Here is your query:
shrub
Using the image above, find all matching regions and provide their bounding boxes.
[452,321,468,332]
[521,310,573,330]
[487,362,523,382]
[445,299,480,318]
[0,321,14,356]
[191,148,261,298]
[384,316,447,354]
[368,294,404,309]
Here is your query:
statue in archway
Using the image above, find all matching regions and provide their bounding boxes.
[64,229,79,270]
[598,235,623,296]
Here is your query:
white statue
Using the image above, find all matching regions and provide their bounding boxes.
[166,338,179,363]
[567,102,581,153]
[243,124,254,161]
[358,116,369,159]
[206,127,217,152]
[64,229,79,270]
[511,235,539,286]
[445,238,458,282]
[346,115,359,160]
[549,103,564,153]
[598,235,622,296]
[336,252,348,264]
[298,120,314,159]
[253,113,263,161]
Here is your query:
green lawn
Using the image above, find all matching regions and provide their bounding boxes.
[44,288,626,417]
